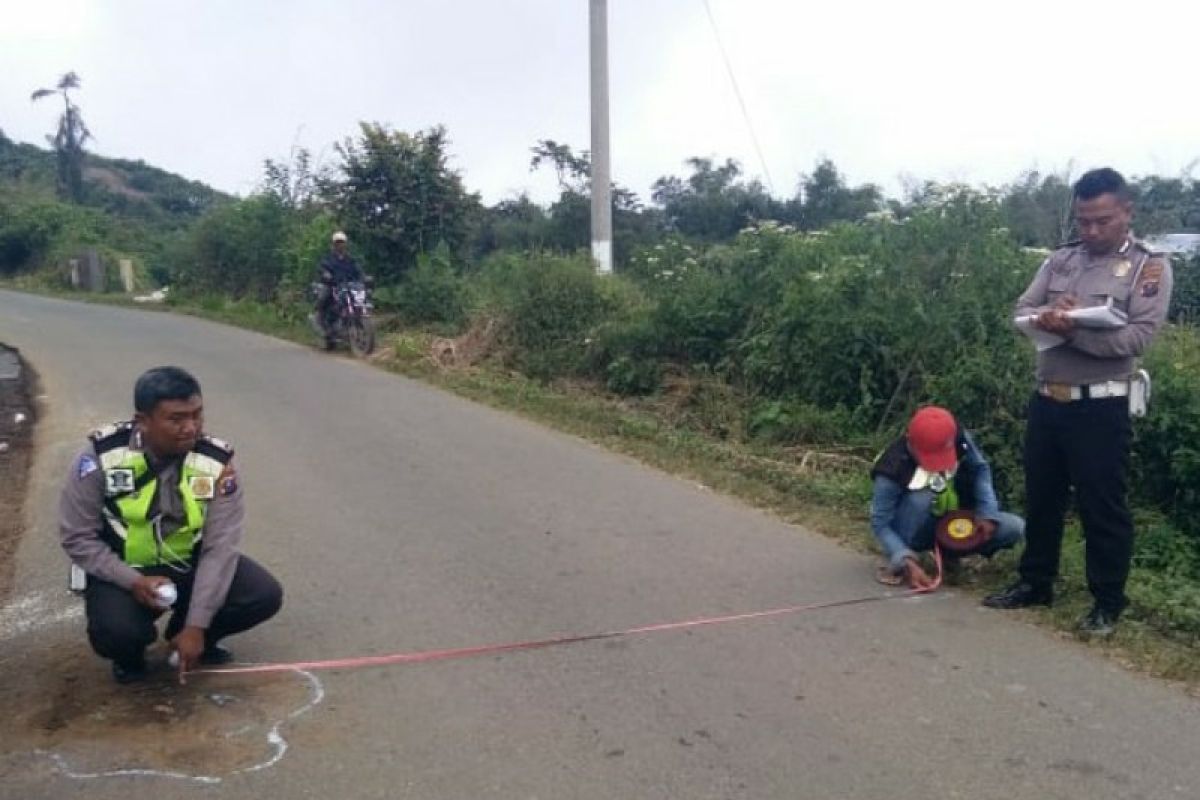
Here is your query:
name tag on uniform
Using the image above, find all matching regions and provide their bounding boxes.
[104,468,135,496]
[188,475,215,500]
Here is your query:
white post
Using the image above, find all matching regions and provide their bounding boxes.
[589,0,613,275]
[119,259,135,293]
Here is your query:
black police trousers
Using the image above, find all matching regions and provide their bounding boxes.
[85,555,283,666]
[1018,392,1133,613]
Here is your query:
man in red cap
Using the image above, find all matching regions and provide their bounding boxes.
[869,406,1024,589]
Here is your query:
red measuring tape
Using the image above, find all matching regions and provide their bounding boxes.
[201,549,943,677]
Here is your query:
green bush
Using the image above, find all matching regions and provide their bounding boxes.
[174,194,291,301]
[747,399,861,447]
[1134,325,1200,542]
[605,355,662,396]
[0,193,116,273]
[382,245,467,326]
[475,252,626,379]
[278,211,341,293]
[1169,254,1200,324]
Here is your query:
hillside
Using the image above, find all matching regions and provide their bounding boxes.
[0,128,229,229]
[0,129,232,280]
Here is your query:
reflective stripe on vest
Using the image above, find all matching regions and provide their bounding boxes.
[99,446,219,568]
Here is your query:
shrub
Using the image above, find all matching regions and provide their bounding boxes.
[1134,325,1200,542]
[383,245,467,326]
[475,252,624,379]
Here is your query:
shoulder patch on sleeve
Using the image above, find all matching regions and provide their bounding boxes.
[1139,260,1165,283]
[76,453,99,480]
[217,460,239,496]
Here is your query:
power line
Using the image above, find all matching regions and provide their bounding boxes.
[702,0,774,194]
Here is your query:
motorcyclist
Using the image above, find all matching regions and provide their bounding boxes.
[313,231,365,345]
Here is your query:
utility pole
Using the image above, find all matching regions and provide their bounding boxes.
[589,0,613,274]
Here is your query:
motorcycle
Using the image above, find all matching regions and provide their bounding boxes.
[309,279,376,357]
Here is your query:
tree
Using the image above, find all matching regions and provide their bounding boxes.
[31,71,91,203]
[1132,173,1200,234]
[324,123,479,283]
[262,146,326,214]
[795,159,882,230]
[651,157,776,241]
[177,195,291,301]
[530,139,592,193]
[529,139,659,263]
[469,193,551,257]
[998,169,1074,247]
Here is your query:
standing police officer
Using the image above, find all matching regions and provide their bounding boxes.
[983,168,1173,637]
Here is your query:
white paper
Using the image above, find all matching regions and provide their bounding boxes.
[1015,315,1066,351]
[1065,299,1127,329]
[1015,299,1127,351]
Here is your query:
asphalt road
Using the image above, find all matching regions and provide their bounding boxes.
[0,289,1197,800]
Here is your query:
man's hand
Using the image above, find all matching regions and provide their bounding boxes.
[131,575,173,610]
[1037,295,1077,333]
[975,517,998,542]
[171,625,206,684]
[903,556,935,590]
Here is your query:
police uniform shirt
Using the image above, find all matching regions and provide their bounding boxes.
[58,431,245,630]
[1014,238,1174,385]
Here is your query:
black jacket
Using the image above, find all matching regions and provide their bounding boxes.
[319,252,363,284]
[870,431,980,511]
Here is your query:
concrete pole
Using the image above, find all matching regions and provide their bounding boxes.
[589,0,613,274]
[119,259,135,293]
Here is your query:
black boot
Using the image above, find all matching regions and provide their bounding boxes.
[982,580,1053,609]
[201,644,235,666]
[111,655,148,684]
[1077,606,1120,639]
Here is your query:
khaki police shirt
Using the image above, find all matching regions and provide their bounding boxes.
[58,431,244,630]
[1014,238,1174,384]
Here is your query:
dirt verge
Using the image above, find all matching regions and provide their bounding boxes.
[0,343,37,604]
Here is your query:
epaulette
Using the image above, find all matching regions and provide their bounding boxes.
[1055,239,1082,250]
[1132,240,1165,258]
[88,420,133,451]
[195,433,235,461]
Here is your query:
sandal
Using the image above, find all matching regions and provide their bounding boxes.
[875,564,905,586]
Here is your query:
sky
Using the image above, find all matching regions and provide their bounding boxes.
[2,0,1199,205]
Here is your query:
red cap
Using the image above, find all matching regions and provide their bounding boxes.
[906,406,959,472]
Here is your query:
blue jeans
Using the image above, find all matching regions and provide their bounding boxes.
[878,489,1024,572]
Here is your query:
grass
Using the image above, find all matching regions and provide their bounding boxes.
[5,281,1199,692]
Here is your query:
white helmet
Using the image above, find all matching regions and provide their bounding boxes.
[332,231,348,243]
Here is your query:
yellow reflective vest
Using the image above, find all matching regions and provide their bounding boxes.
[89,422,233,568]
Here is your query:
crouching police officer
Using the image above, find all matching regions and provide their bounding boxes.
[59,366,283,682]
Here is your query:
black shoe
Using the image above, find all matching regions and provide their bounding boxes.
[112,658,148,684]
[200,645,235,666]
[1078,606,1119,639]
[982,581,1053,609]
